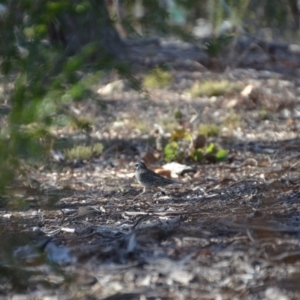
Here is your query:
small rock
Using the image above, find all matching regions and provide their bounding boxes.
[97,80,128,96]
[265,287,289,300]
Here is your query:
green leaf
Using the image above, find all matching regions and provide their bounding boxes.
[170,128,186,141]
[164,141,178,162]
[192,148,204,161]
[216,149,228,161]
[68,83,85,100]
[205,143,215,154]
[64,56,84,75]
[174,110,183,119]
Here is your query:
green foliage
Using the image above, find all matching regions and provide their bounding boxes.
[163,126,228,163]
[223,109,242,129]
[198,123,221,137]
[164,141,180,162]
[174,110,183,119]
[160,110,228,163]
[70,115,94,132]
[263,0,290,27]
[0,1,115,197]
[170,128,187,141]
[65,143,103,160]
[204,34,234,57]
[191,148,204,161]
[205,142,215,154]
[215,148,228,161]
[143,67,172,89]
[205,142,228,162]
[190,141,228,163]
[7,198,31,211]
[187,80,241,97]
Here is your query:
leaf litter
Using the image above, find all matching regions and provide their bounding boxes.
[2,44,300,299]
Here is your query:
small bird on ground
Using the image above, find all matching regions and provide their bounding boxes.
[134,161,183,199]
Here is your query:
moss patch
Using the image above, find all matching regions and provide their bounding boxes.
[187,80,241,97]
[65,143,103,160]
[198,123,221,137]
[143,68,172,89]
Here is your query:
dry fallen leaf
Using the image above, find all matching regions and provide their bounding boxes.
[240,84,254,97]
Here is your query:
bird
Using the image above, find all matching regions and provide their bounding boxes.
[134,161,182,199]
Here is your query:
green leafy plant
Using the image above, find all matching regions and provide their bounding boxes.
[164,141,180,162]
[205,142,228,162]
[191,148,204,161]
[70,115,94,132]
[143,67,172,89]
[198,123,221,137]
[65,143,103,160]
[204,34,234,57]
[190,141,228,163]
[187,80,241,97]
[174,110,183,119]
[170,128,187,141]
[0,1,133,198]
[163,126,228,163]
[215,148,228,161]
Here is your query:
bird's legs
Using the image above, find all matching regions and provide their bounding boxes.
[133,186,151,200]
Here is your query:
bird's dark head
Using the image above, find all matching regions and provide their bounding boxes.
[134,161,147,171]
